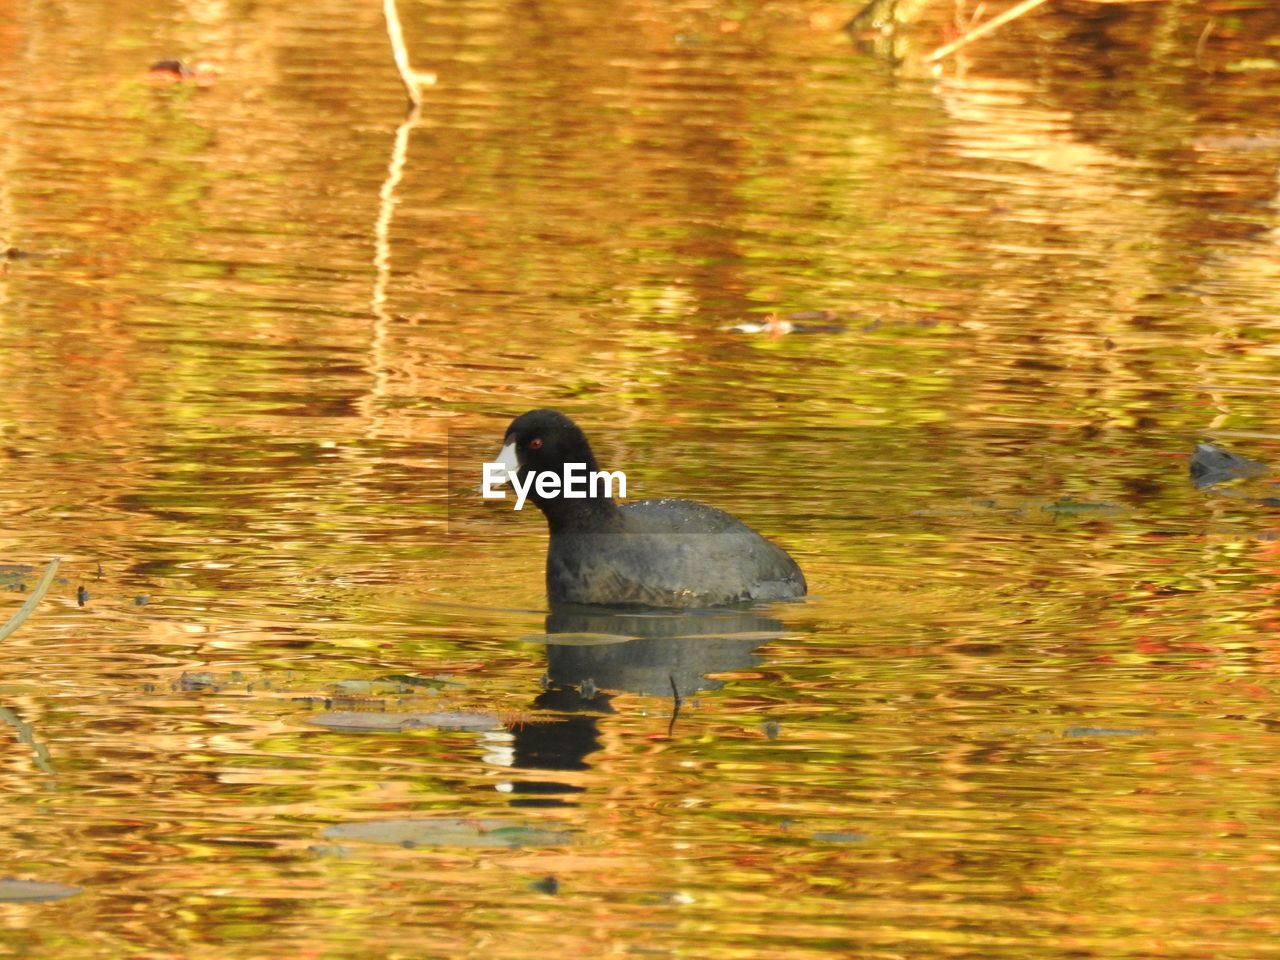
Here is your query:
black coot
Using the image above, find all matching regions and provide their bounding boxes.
[493,409,806,608]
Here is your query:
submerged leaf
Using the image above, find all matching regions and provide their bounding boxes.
[1041,497,1121,516]
[0,879,82,902]
[1062,726,1152,738]
[812,831,868,844]
[519,632,634,646]
[321,818,574,848]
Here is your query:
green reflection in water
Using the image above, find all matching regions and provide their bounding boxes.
[0,0,1280,957]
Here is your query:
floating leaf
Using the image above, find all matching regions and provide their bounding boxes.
[1193,133,1280,151]
[519,632,633,646]
[303,710,501,732]
[1225,58,1280,73]
[1041,497,1121,516]
[380,674,463,690]
[0,879,82,902]
[321,818,574,848]
[812,831,868,844]
[327,679,416,696]
[1062,726,1151,738]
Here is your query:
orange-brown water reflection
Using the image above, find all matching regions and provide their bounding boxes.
[2,0,1280,956]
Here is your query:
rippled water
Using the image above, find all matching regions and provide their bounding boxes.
[3,0,1280,956]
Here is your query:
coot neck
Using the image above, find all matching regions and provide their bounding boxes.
[525,447,624,534]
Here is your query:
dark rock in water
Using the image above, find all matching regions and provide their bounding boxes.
[1189,443,1269,489]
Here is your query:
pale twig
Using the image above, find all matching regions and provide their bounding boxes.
[1195,18,1215,71]
[372,101,421,329]
[927,0,1170,61]
[372,0,435,382]
[383,0,437,106]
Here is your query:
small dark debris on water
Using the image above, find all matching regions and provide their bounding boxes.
[528,875,560,895]
[1190,442,1270,489]
[2,245,63,263]
[146,58,218,87]
[76,586,88,606]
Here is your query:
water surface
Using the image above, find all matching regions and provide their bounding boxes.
[2,0,1280,956]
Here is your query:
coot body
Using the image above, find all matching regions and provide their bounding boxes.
[493,410,806,608]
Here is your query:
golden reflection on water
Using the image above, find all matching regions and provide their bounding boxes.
[1,0,1280,956]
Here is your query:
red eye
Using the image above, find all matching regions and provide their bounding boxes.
[528,437,543,450]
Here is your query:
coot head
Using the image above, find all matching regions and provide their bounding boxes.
[497,409,600,478]
[494,409,618,530]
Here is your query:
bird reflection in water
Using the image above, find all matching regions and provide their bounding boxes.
[498,605,788,808]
